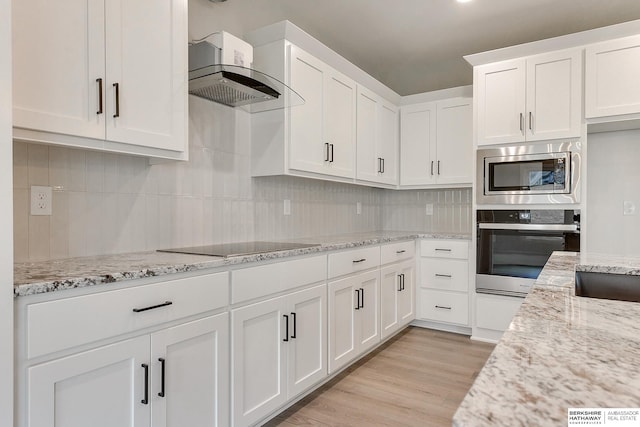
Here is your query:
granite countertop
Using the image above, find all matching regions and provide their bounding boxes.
[453,252,640,427]
[14,230,470,298]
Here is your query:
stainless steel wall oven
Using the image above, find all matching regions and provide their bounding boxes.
[476,209,580,297]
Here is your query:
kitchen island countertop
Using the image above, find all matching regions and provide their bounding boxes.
[453,251,640,426]
[14,230,469,297]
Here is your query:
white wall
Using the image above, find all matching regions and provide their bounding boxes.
[587,129,640,255]
[1,0,13,424]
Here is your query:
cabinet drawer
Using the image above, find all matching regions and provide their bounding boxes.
[476,293,524,332]
[420,258,468,292]
[380,241,415,265]
[419,289,468,326]
[27,272,229,359]
[231,255,327,304]
[420,239,468,259]
[328,246,380,279]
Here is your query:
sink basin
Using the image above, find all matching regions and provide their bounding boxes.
[575,271,640,303]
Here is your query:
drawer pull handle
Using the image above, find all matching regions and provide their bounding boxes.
[359,287,364,309]
[113,82,120,118]
[355,289,360,310]
[435,274,452,278]
[141,363,149,405]
[132,301,173,313]
[352,258,367,263]
[96,78,103,114]
[435,305,452,310]
[434,248,452,252]
[158,358,166,397]
[396,250,406,254]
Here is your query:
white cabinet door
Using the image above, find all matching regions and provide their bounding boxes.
[400,102,437,186]
[356,269,380,353]
[286,284,327,399]
[12,0,106,139]
[377,101,399,185]
[476,59,526,146]
[325,71,356,178]
[356,87,380,183]
[151,314,229,427]
[105,0,187,151]
[289,45,327,175]
[328,276,358,373]
[397,260,415,326]
[27,336,150,427]
[356,86,399,186]
[526,49,582,140]
[232,296,287,427]
[585,35,640,118]
[380,265,400,340]
[436,98,473,184]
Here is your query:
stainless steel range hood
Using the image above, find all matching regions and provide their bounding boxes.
[188,32,303,113]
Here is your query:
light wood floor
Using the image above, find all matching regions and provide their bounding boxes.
[264,326,495,427]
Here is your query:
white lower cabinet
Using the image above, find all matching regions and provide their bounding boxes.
[417,239,470,328]
[328,269,380,374]
[380,259,415,340]
[28,336,150,427]
[231,284,327,427]
[27,313,229,427]
[473,293,524,343]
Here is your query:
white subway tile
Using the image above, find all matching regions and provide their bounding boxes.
[13,142,29,190]
[27,144,49,186]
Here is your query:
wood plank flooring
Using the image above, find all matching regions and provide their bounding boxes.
[264,326,495,427]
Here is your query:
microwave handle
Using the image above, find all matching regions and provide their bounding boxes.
[478,223,578,232]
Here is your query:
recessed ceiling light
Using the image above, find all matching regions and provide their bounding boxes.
[457,0,473,3]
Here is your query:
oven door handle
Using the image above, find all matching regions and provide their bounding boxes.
[478,223,578,231]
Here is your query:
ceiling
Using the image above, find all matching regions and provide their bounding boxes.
[189,0,640,96]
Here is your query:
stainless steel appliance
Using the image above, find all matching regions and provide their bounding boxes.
[476,141,581,205]
[158,241,319,257]
[476,209,580,297]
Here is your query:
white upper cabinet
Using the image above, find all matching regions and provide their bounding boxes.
[356,86,399,186]
[252,43,356,181]
[400,97,472,187]
[475,48,581,145]
[585,34,640,118]
[12,0,188,158]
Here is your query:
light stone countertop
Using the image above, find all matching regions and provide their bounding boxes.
[14,230,470,298]
[453,251,640,427]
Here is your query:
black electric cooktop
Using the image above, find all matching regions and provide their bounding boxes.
[158,241,320,257]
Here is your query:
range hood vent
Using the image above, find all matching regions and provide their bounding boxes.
[188,32,303,112]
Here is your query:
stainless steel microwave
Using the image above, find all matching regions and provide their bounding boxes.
[476,141,581,205]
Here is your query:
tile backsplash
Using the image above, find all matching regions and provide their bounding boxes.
[13,97,471,262]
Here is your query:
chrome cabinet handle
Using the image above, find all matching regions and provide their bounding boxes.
[519,112,523,134]
[397,274,402,292]
[133,301,172,313]
[430,160,434,176]
[96,78,103,115]
[435,305,452,310]
[113,83,120,118]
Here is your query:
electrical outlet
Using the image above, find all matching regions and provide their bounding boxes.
[283,199,291,216]
[623,201,636,216]
[31,186,52,216]
[356,202,362,215]
[425,203,433,216]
